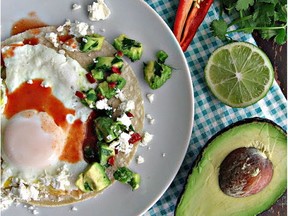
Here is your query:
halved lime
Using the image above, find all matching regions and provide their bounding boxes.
[204,42,274,108]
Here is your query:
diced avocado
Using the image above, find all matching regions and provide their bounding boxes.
[111,56,124,70]
[144,61,172,90]
[113,34,143,62]
[113,167,141,190]
[91,56,124,82]
[80,34,105,52]
[81,89,97,107]
[76,162,111,193]
[98,142,115,166]
[97,81,115,99]
[156,50,169,63]
[176,118,287,216]
[91,69,104,81]
[130,173,141,190]
[114,167,133,183]
[75,173,91,192]
[96,74,126,99]
[95,117,123,142]
[94,56,114,70]
[94,56,124,71]
[107,73,126,90]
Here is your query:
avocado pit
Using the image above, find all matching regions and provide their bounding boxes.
[219,147,273,198]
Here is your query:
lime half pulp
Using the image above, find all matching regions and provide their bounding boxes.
[204,42,274,108]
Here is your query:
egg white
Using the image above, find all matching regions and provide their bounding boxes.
[1,44,93,191]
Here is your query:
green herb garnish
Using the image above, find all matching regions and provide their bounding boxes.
[211,0,287,44]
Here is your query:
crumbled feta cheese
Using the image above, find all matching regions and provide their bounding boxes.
[146,114,155,125]
[45,32,59,47]
[117,113,132,129]
[58,49,66,55]
[56,25,64,32]
[82,37,88,43]
[109,132,133,154]
[72,3,81,10]
[115,89,126,101]
[0,196,14,211]
[88,0,111,21]
[69,21,89,37]
[136,155,145,164]
[32,209,39,215]
[140,132,153,146]
[90,25,95,33]
[146,93,154,103]
[118,133,133,154]
[119,100,135,112]
[71,206,78,211]
[64,19,71,26]
[27,79,33,84]
[96,98,112,110]
[40,80,50,88]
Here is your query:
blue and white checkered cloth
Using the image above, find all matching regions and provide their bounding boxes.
[143,0,287,215]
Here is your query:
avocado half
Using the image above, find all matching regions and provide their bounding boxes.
[176,118,287,216]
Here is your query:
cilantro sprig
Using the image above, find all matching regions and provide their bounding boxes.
[211,0,287,45]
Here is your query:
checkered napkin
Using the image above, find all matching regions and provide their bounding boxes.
[143,0,287,215]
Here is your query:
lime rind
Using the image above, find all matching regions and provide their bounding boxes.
[204,42,274,108]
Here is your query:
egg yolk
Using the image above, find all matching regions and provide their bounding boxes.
[3,79,86,166]
[3,110,65,169]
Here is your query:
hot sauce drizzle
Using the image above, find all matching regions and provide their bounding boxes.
[11,12,47,36]
[4,79,88,163]
[4,79,74,128]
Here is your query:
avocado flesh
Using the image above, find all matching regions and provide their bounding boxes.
[176,119,287,216]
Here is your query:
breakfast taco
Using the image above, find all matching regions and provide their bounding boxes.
[1,21,145,208]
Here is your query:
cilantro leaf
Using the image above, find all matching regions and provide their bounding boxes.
[274,28,287,44]
[210,19,228,41]
[235,0,254,11]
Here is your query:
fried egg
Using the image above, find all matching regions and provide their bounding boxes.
[1,43,95,194]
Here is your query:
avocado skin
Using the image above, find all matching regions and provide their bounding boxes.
[175,117,287,216]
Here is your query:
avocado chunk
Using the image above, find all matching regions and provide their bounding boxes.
[91,56,124,81]
[80,34,105,52]
[95,117,124,142]
[75,162,111,193]
[113,34,143,62]
[175,118,287,216]
[96,74,126,99]
[80,89,97,107]
[144,50,172,90]
[98,142,115,166]
[113,167,141,190]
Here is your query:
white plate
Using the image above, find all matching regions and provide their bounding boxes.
[1,0,194,215]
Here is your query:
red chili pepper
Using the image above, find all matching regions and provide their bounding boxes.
[23,37,39,45]
[86,73,96,83]
[116,51,124,57]
[115,149,119,154]
[111,66,121,74]
[108,81,117,89]
[75,91,86,99]
[126,112,134,118]
[97,93,105,100]
[173,0,214,51]
[108,156,115,166]
[129,133,142,144]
